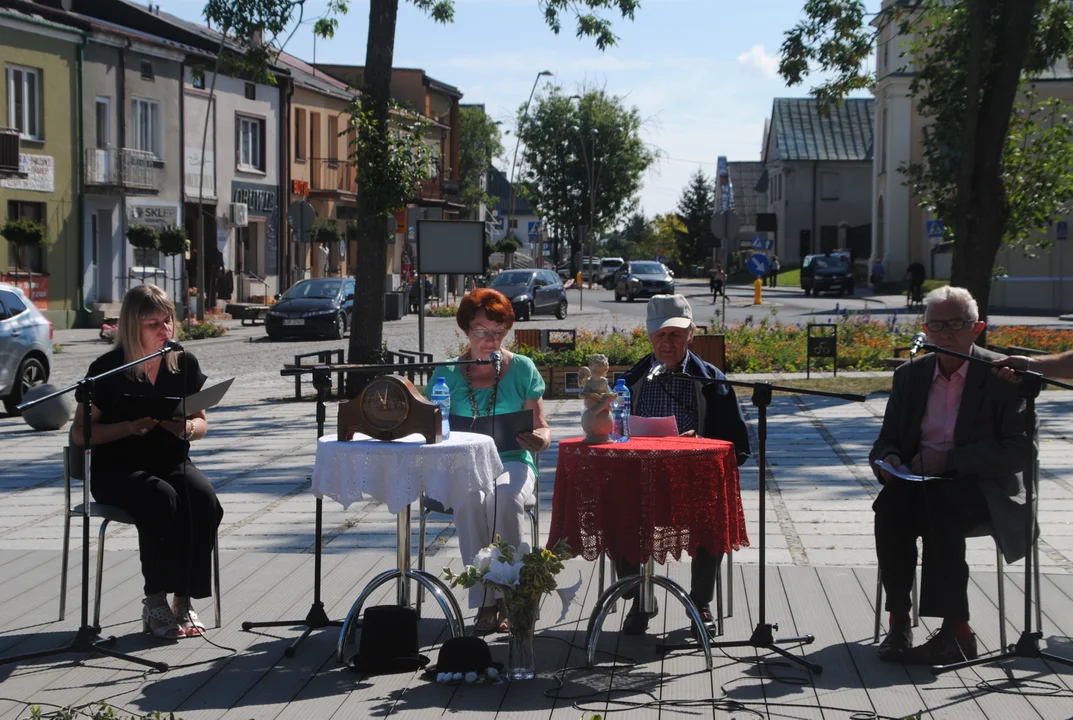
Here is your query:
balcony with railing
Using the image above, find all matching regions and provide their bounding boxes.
[309,157,356,196]
[419,157,444,201]
[84,147,160,194]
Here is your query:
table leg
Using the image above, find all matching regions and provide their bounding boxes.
[397,505,412,607]
[641,558,656,614]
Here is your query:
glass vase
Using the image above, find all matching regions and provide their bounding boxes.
[506,597,538,680]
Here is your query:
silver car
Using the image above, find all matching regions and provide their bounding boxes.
[0,282,52,415]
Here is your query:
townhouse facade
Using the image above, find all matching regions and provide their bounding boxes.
[0,4,83,328]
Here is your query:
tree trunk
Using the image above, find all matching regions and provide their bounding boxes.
[346,0,399,396]
[950,0,1038,339]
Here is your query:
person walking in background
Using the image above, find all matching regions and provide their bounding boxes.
[768,255,780,288]
[871,258,886,291]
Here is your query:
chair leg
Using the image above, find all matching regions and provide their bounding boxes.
[59,511,71,621]
[715,560,724,636]
[417,507,429,619]
[874,570,883,644]
[94,519,110,631]
[213,533,222,629]
[996,546,1006,651]
[727,550,734,618]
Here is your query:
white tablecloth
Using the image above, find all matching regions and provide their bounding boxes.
[311,431,504,514]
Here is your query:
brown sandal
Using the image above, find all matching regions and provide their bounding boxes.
[474,606,498,635]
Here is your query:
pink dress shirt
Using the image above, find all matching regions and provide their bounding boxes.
[919,360,969,453]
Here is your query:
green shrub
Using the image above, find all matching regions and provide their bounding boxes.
[158,226,190,257]
[178,319,227,341]
[1,217,50,247]
[311,220,344,245]
[126,224,159,250]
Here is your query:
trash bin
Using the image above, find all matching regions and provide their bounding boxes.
[385,291,406,321]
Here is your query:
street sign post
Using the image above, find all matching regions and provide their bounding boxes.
[926,219,945,240]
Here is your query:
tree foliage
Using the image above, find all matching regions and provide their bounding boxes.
[675,169,714,266]
[458,106,505,218]
[779,0,1073,320]
[516,86,655,262]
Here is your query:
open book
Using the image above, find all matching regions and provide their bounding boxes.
[110,378,234,421]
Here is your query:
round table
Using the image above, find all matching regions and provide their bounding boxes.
[547,435,749,669]
[312,431,504,661]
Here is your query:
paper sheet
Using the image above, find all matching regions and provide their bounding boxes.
[873,460,943,482]
[629,415,679,437]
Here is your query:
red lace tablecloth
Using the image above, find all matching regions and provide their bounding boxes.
[548,436,749,564]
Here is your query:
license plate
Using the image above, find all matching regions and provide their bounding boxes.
[283,319,305,326]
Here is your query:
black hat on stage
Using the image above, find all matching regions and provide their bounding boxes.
[345,605,430,675]
[423,636,504,684]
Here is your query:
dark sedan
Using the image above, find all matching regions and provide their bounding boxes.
[265,277,354,340]
[489,269,568,321]
[613,261,675,301]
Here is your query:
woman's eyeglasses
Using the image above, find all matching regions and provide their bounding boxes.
[470,328,508,340]
[924,319,971,332]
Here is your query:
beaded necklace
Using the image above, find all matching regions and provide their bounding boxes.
[463,352,500,417]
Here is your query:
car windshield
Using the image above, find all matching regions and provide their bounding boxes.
[282,280,343,299]
[491,271,533,286]
[630,262,664,274]
[811,256,849,270]
[602,259,622,267]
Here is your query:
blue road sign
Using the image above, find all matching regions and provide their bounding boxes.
[750,236,773,250]
[1058,221,1069,241]
[747,254,771,277]
[528,221,543,240]
[926,219,945,239]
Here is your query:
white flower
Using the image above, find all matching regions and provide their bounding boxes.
[483,558,521,586]
[464,672,478,683]
[452,672,463,682]
[517,541,532,559]
[473,547,494,573]
[489,546,505,563]
[486,667,499,680]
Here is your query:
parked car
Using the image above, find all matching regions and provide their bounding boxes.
[801,251,854,296]
[0,282,52,415]
[613,260,676,302]
[595,257,624,288]
[265,277,354,340]
[489,269,568,321]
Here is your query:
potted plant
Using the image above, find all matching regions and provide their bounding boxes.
[158,226,191,257]
[496,237,520,268]
[0,217,51,274]
[311,220,344,246]
[126,224,160,251]
[444,538,573,680]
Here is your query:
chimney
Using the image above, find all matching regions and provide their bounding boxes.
[251,25,264,47]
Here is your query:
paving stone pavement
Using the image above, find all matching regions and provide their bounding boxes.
[4,338,1073,576]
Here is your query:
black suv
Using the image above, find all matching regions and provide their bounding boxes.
[801,252,854,296]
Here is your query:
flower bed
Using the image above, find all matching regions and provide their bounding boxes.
[511,326,652,367]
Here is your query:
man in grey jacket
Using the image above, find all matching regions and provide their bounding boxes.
[870,286,1031,665]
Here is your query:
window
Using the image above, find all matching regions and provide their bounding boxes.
[327,116,338,160]
[191,68,205,89]
[310,111,321,158]
[244,82,256,100]
[94,98,110,149]
[0,289,28,321]
[294,108,306,160]
[140,61,154,80]
[6,65,41,139]
[881,109,888,173]
[820,172,840,200]
[131,97,162,159]
[6,200,46,272]
[237,115,264,170]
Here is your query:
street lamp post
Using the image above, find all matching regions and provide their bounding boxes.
[508,70,553,263]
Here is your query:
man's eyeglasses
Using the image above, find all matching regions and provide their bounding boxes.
[470,328,508,340]
[925,318,972,332]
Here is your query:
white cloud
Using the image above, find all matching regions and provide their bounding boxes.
[736,44,780,80]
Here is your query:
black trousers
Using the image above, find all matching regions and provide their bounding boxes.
[873,477,990,621]
[615,547,723,607]
[92,462,223,599]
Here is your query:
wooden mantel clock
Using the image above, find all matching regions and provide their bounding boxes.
[338,375,443,444]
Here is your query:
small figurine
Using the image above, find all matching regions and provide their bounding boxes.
[577,354,616,444]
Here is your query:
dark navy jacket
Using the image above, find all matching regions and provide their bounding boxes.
[622,351,752,467]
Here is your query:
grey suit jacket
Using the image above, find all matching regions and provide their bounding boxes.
[869,345,1034,563]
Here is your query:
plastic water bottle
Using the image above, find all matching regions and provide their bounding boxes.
[431,377,451,440]
[610,378,631,443]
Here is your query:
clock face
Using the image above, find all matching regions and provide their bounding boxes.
[359,379,411,431]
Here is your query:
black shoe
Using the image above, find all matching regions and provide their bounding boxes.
[901,628,978,666]
[623,597,658,636]
[877,617,913,662]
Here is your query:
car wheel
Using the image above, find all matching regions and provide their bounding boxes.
[555,299,568,320]
[3,356,47,416]
[803,288,811,297]
[267,330,283,341]
[627,289,635,302]
[614,289,622,302]
[525,302,534,321]
[331,312,346,340]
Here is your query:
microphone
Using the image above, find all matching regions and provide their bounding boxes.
[909,332,927,357]
[490,351,502,376]
[645,361,667,382]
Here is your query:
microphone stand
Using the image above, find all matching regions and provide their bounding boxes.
[653,371,866,675]
[241,357,490,657]
[917,343,1073,676]
[0,344,181,673]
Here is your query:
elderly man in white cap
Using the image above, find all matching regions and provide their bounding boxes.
[614,294,751,636]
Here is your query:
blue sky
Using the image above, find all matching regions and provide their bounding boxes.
[165,0,876,220]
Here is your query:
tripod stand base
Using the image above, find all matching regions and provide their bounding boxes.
[0,624,169,673]
[932,630,1073,675]
[709,622,823,674]
[242,601,344,658]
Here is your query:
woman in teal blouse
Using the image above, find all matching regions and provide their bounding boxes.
[426,288,551,634]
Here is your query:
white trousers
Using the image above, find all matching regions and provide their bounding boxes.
[453,461,535,608]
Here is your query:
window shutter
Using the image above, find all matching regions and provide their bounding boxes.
[259,119,266,171]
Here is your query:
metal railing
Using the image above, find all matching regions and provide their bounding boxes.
[0,127,19,175]
[85,147,158,190]
[309,157,356,194]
